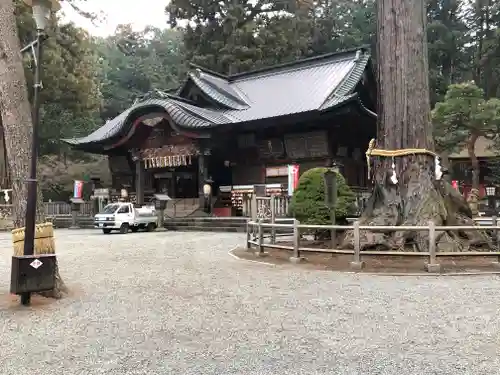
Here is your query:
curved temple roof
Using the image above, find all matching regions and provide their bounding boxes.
[64,47,373,152]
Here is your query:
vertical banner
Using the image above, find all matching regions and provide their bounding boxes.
[73,180,84,199]
[287,164,300,196]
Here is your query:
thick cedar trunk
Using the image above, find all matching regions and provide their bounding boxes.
[342,0,491,252]
[0,1,32,227]
[0,2,66,297]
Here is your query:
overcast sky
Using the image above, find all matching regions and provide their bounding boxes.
[60,0,169,37]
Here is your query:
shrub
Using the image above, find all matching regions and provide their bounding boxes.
[289,167,355,225]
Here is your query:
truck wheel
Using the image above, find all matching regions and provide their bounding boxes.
[102,229,112,234]
[131,227,139,233]
[146,223,157,232]
[119,223,129,234]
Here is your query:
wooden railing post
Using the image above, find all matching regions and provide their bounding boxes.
[350,221,364,270]
[493,216,500,268]
[246,220,251,249]
[426,221,441,273]
[251,194,257,221]
[256,220,265,257]
[270,195,276,244]
[289,219,303,263]
[493,216,498,247]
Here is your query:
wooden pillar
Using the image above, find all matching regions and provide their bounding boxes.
[135,160,145,205]
[198,147,210,206]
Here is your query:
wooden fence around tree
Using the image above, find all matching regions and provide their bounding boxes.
[245,219,500,272]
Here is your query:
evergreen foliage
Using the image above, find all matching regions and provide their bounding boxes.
[290,168,355,225]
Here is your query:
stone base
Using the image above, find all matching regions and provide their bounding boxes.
[426,263,442,273]
[289,256,306,264]
[349,261,365,271]
[68,226,80,230]
[155,227,167,232]
[255,252,268,257]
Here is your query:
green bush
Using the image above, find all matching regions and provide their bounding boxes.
[289,167,355,225]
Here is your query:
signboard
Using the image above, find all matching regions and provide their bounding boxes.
[73,180,84,199]
[287,165,300,196]
[94,188,109,198]
[266,166,288,177]
[451,180,459,191]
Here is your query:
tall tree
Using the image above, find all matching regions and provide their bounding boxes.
[0,0,66,298]
[343,0,490,252]
[433,82,500,190]
[0,0,37,228]
[427,0,471,105]
[96,25,183,120]
[166,0,311,74]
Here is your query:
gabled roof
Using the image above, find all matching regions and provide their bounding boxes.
[64,47,373,151]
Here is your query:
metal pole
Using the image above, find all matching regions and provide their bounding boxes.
[331,174,337,249]
[21,30,44,306]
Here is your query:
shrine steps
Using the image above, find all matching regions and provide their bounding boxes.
[164,198,203,218]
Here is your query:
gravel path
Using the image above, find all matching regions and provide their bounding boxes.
[0,229,499,374]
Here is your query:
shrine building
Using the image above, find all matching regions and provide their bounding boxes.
[64,47,377,214]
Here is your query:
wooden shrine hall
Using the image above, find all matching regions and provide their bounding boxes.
[63,47,377,214]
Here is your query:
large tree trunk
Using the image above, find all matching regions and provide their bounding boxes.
[0,1,67,298]
[342,0,491,252]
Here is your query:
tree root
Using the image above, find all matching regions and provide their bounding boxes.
[342,167,494,252]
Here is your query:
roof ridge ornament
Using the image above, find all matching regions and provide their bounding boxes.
[354,50,362,61]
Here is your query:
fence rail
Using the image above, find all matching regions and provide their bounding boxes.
[0,202,94,218]
[246,219,500,272]
[43,202,93,217]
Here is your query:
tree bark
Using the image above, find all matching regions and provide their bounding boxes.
[0,115,10,189]
[0,1,66,297]
[0,1,32,228]
[342,0,491,252]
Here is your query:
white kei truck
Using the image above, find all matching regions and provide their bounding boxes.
[94,202,158,234]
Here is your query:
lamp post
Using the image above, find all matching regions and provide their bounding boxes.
[486,185,496,216]
[20,0,61,306]
[324,162,341,249]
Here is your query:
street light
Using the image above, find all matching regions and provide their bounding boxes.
[486,185,496,216]
[486,186,496,197]
[19,0,61,306]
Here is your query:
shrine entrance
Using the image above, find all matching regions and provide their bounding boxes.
[153,165,198,199]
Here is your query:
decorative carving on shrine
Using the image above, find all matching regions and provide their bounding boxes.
[257,138,284,159]
[284,131,329,159]
[141,144,200,169]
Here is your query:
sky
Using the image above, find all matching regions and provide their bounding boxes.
[60,0,169,37]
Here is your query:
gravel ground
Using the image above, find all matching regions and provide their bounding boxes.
[0,229,499,375]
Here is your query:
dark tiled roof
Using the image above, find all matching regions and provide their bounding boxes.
[63,98,229,146]
[189,70,250,110]
[64,47,372,149]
